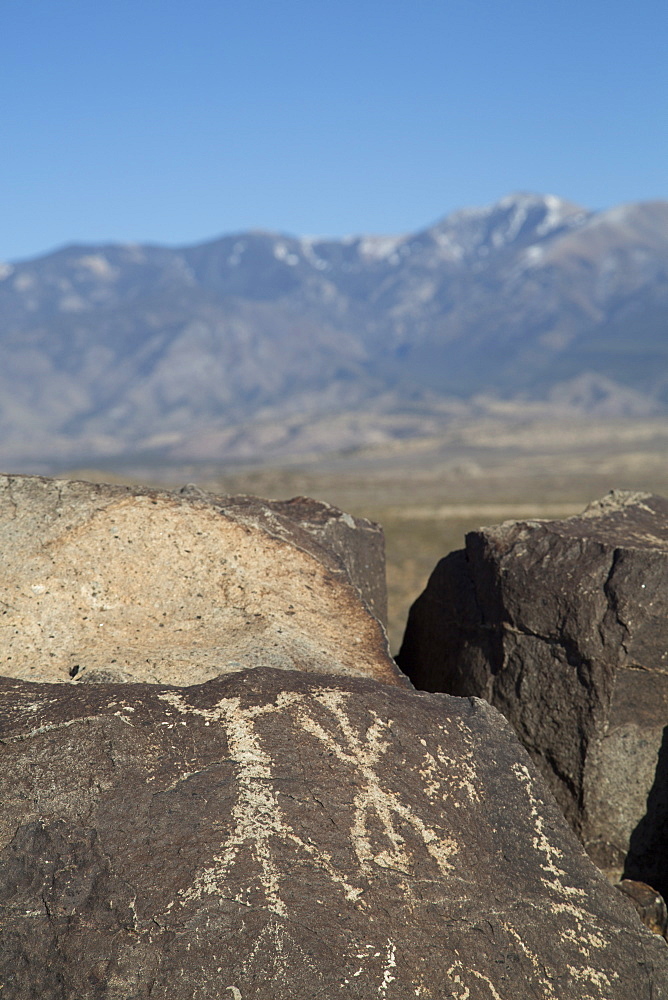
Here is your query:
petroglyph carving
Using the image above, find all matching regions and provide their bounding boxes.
[297,689,458,880]
[338,940,400,994]
[155,685,636,1000]
[511,761,585,900]
[378,940,397,996]
[3,670,667,997]
[446,961,505,1000]
[431,760,634,1000]
[158,686,461,918]
[159,690,362,914]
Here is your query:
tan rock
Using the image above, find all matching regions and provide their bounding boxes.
[0,474,404,687]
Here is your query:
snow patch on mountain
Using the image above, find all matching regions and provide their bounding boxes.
[299,238,333,271]
[356,235,405,260]
[520,245,546,268]
[75,254,119,280]
[535,193,590,235]
[273,242,300,266]
[427,193,592,263]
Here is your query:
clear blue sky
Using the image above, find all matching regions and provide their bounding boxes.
[2,0,666,261]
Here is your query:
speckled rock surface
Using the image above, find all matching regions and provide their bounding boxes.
[397,490,668,892]
[0,474,401,686]
[1,668,666,999]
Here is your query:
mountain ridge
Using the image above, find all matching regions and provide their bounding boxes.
[1,193,667,469]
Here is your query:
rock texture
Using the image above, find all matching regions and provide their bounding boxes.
[0,474,401,687]
[397,490,668,893]
[1,668,667,999]
[615,880,668,940]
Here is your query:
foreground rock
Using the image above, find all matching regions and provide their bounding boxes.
[397,490,668,893]
[1,669,666,999]
[0,474,401,686]
[615,880,668,940]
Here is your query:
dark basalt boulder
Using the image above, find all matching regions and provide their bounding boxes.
[1,668,666,999]
[397,490,668,893]
[615,880,668,940]
[0,474,401,687]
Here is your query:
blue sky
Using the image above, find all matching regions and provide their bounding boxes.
[2,0,666,261]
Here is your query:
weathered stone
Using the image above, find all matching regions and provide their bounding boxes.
[1,668,666,999]
[397,490,668,892]
[615,879,668,939]
[0,474,402,687]
[254,493,388,625]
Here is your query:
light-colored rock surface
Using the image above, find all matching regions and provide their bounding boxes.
[0,474,403,687]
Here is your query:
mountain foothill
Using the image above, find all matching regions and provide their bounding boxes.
[1,192,667,467]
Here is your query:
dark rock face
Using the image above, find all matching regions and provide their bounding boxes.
[0,474,400,686]
[615,880,668,940]
[1,668,666,999]
[397,490,668,893]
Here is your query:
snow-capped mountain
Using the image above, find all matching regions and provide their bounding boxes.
[1,193,667,467]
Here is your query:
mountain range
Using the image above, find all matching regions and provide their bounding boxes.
[1,192,667,469]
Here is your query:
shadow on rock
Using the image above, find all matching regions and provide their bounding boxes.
[625,723,668,899]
